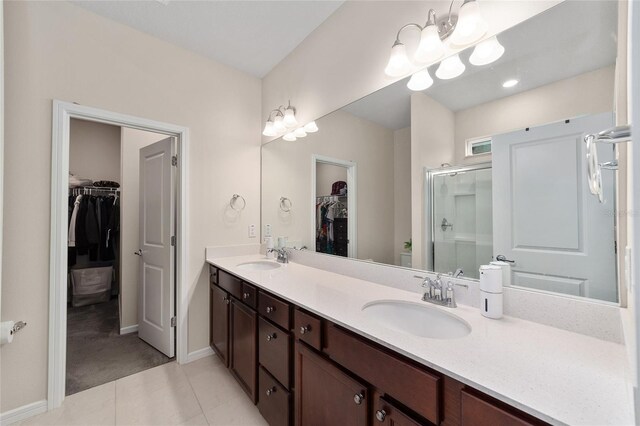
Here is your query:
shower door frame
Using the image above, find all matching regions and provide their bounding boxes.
[424,162,492,273]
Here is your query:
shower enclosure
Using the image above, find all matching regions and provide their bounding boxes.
[425,163,492,279]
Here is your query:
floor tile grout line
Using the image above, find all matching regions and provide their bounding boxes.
[181,362,210,425]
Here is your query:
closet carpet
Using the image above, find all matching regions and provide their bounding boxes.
[66,298,171,396]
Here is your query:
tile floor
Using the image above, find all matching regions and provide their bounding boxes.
[18,355,268,426]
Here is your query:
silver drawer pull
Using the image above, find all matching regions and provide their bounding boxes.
[375,410,387,422]
[222,297,230,305]
[266,306,275,313]
[242,292,250,300]
[266,333,277,341]
[300,325,311,335]
[266,387,276,396]
[353,392,364,405]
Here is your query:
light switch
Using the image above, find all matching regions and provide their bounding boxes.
[248,224,256,238]
[265,224,272,237]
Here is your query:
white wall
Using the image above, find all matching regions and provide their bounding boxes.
[410,93,455,269]
[261,1,560,143]
[262,109,395,264]
[1,1,261,413]
[70,119,121,183]
[119,128,165,330]
[316,163,347,196]
[393,126,411,265]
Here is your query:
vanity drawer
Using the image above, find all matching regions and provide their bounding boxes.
[294,308,322,351]
[258,291,291,330]
[209,265,218,284]
[241,282,257,309]
[324,323,441,424]
[258,366,291,426]
[461,390,545,426]
[259,317,291,389]
[374,394,424,426]
[218,270,242,300]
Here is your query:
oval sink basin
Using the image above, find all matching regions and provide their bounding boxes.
[236,261,281,271]
[362,300,471,339]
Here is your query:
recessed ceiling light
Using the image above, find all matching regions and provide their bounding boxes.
[502,79,519,88]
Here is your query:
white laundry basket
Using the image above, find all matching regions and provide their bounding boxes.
[70,266,113,307]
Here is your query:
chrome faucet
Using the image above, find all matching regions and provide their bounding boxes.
[450,268,464,278]
[415,274,456,308]
[268,248,289,264]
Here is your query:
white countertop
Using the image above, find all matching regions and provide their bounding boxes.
[207,254,635,426]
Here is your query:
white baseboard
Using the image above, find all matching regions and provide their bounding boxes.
[185,346,214,363]
[119,324,138,335]
[0,400,47,425]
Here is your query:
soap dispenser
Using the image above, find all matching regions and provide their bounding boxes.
[479,265,503,319]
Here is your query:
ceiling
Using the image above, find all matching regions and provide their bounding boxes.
[72,0,344,78]
[343,0,618,130]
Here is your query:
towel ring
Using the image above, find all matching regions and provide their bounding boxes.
[230,194,246,211]
[280,197,292,212]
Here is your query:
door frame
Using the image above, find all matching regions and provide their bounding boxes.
[49,100,189,409]
[423,162,492,272]
[310,154,357,258]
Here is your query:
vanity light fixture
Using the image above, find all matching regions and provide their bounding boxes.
[304,121,319,133]
[283,132,297,142]
[263,101,314,138]
[502,79,518,88]
[407,68,434,91]
[469,36,504,66]
[384,0,489,78]
[435,54,465,79]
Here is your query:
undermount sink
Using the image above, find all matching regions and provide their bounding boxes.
[236,261,282,271]
[362,300,471,339]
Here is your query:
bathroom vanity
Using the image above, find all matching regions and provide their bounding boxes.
[207,254,633,426]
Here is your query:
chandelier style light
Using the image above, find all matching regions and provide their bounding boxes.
[262,101,319,138]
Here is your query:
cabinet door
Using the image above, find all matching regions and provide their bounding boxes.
[231,299,258,403]
[210,284,230,367]
[295,342,368,426]
[461,390,543,426]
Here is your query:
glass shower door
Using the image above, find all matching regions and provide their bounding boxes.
[432,166,492,279]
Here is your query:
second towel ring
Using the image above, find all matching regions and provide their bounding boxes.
[280,197,292,212]
[230,194,246,211]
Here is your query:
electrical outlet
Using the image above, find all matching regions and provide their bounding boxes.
[248,224,256,238]
[265,224,272,237]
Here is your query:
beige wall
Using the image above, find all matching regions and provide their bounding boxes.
[1,1,261,412]
[316,163,347,196]
[393,127,411,266]
[262,109,394,264]
[410,94,455,270]
[454,66,616,165]
[70,119,121,183]
[119,128,166,330]
[262,1,560,144]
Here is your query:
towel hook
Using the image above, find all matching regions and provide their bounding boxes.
[230,194,246,211]
[280,197,292,212]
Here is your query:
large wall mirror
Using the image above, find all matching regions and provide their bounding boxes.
[262,1,625,304]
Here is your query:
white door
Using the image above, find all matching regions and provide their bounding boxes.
[137,137,176,357]
[492,113,617,302]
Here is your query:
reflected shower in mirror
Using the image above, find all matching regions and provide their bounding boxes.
[261,0,625,303]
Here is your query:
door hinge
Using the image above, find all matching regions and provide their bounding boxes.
[171,316,177,327]
[171,236,176,246]
[171,155,178,166]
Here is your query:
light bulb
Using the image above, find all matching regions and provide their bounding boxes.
[502,79,518,88]
[283,132,297,142]
[273,115,286,133]
[449,0,487,48]
[283,107,298,128]
[435,54,465,80]
[407,69,434,91]
[384,42,411,77]
[414,24,445,64]
[262,121,276,137]
[304,121,319,133]
[294,128,307,138]
[469,36,504,66]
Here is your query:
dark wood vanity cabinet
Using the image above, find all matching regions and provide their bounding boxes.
[295,342,369,426]
[209,282,230,367]
[230,298,257,402]
[208,266,549,426]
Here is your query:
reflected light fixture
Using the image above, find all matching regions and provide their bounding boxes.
[407,68,434,91]
[304,121,319,133]
[502,79,519,88]
[469,36,504,66]
[283,132,297,142]
[449,0,488,47]
[384,0,493,83]
[262,101,317,138]
[435,54,465,80]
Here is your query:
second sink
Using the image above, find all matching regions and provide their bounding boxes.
[236,261,281,271]
[362,300,471,339]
